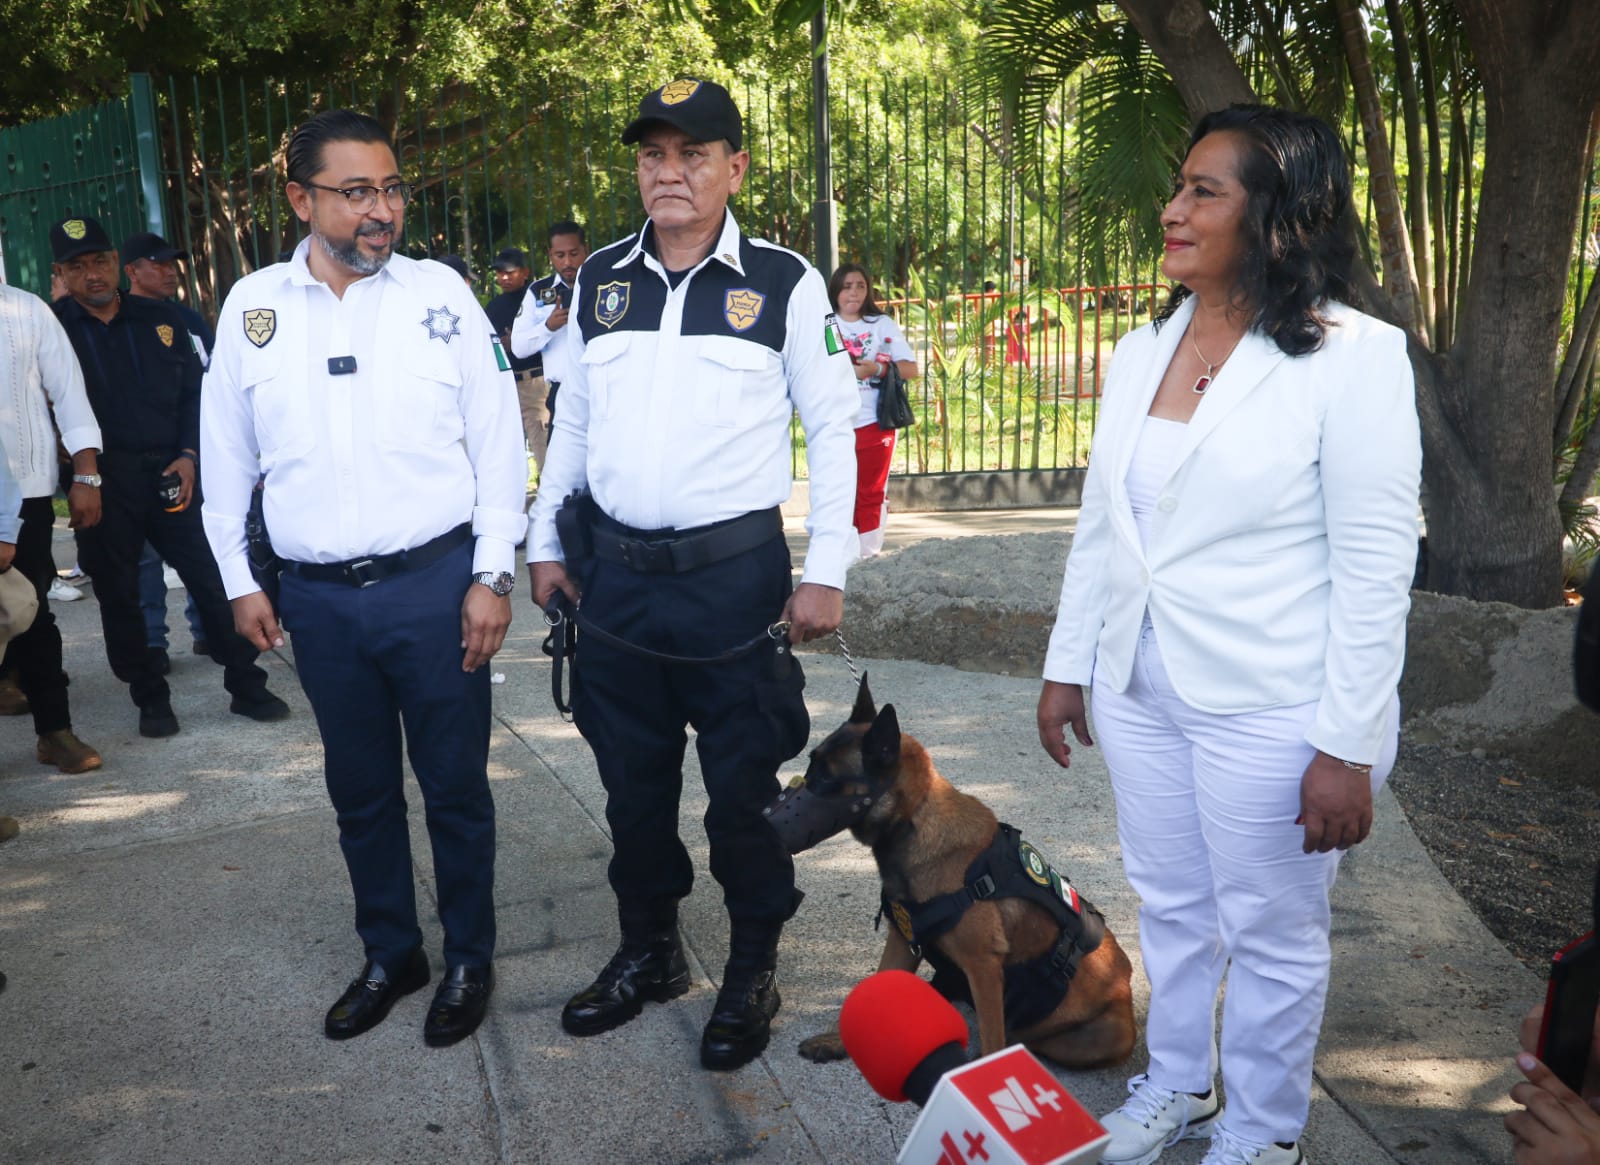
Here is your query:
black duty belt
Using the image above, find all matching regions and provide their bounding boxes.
[281,522,471,588]
[590,507,783,575]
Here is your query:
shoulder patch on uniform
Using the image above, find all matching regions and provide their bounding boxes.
[421,305,461,343]
[724,288,765,332]
[155,324,174,347]
[595,280,630,329]
[243,308,276,347]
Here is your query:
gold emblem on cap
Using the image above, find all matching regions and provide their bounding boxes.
[155,324,174,347]
[659,79,701,106]
[63,219,87,240]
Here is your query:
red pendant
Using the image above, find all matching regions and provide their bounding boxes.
[1191,375,1211,394]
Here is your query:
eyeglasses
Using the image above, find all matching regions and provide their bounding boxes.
[302,181,415,212]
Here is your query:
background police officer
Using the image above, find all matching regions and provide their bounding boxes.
[527,78,858,1071]
[50,215,288,739]
[508,222,588,477]
[201,110,527,1048]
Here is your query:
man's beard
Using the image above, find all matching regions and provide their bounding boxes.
[315,220,395,276]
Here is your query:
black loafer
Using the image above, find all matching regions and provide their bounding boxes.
[424,964,493,1047]
[324,948,430,1040]
[139,700,179,738]
[230,690,290,722]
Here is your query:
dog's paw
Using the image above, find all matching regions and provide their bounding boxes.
[797,1031,849,1062]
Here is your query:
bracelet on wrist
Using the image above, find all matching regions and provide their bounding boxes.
[1338,757,1373,774]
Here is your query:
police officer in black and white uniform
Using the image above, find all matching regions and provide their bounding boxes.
[527,78,858,1071]
[201,110,528,1048]
[508,222,588,475]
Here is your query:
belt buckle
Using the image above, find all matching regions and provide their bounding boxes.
[619,538,672,572]
[346,558,381,588]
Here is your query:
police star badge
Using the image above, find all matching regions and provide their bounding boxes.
[422,305,461,343]
[243,308,276,348]
[595,281,630,329]
[724,288,764,332]
[659,79,701,106]
[62,219,87,240]
[155,324,175,347]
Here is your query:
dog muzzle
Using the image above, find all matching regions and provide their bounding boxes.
[763,776,876,855]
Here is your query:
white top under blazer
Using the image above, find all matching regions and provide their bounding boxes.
[1043,295,1421,765]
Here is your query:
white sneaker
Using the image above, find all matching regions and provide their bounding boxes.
[1100,1074,1222,1165]
[1199,1128,1306,1165]
[47,578,83,602]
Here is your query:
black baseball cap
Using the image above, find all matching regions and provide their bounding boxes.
[491,247,529,271]
[436,254,473,282]
[621,79,743,151]
[49,216,114,262]
[121,232,188,264]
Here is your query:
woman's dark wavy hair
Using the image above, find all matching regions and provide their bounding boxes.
[827,263,886,320]
[1156,104,1357,357]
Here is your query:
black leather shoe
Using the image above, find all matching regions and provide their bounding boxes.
[324,948,430,1040]
[139,699,179,738]
[424,964,493,1047]
[700,968,781,1070]
[231,690,290,722]
[561,933,691,1037]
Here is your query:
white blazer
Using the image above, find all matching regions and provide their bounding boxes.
[1043,296,1421,765]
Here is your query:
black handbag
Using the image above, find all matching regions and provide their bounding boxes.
[875,360,916,431]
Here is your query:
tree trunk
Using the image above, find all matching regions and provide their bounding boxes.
[1430,0,1600,606]
[1115,0,1254,120]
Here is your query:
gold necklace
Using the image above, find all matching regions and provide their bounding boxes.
[1188,318,1244,394]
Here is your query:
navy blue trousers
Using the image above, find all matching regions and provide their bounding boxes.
[280,541,496,973]
[571,533,810,923]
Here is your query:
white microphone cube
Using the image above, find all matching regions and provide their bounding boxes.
[898,1045,1109,1165]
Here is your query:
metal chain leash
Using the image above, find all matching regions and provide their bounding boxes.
[766,622,860,686]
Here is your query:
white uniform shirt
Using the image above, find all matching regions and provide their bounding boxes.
[201,241,528,599]
[508,274,576,384]
[0,284,102,498]
[527,212,859,588]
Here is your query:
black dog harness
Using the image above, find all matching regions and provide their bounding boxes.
[879,823,1106,1030]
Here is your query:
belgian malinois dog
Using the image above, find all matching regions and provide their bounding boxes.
[779,678,1136,1067]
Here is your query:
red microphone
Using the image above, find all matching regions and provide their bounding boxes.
[840,971,1111,1165]
[840,970,971,1105]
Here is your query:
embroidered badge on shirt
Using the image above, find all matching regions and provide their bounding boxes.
[422,305,461,343]
[595,281,630,329]
[724,288,765,332]
[62,219,87,240]
[155,324,175,347]
[243,308,276,348]
[659,79,701,106]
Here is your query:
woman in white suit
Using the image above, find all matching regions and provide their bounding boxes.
[1037,106,1421,1165]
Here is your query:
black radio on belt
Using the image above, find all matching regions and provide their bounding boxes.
[328,355,357,375]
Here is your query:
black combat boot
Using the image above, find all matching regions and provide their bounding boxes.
[561,903,690,1037]
[699,919,783,1070]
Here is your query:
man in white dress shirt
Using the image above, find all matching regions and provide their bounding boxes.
[0,282,104,773]
[201,109,527,1047]
[527,78,859,1071]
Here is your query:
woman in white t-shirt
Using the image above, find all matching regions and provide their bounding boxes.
[827,264,918,557]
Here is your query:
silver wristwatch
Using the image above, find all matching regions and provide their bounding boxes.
[71,473,103,488]
[472,570,516,597]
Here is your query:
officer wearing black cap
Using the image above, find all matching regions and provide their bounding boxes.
[527,78,858,1071]
[121,231,215,366]
[49,215,289,738]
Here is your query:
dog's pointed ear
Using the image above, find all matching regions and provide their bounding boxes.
[862,703,900,770]
[849,672,875,725]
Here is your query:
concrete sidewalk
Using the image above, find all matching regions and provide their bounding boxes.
[0,512,1532,1164]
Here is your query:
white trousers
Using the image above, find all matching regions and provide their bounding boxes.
[1090,622,1397,1144]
